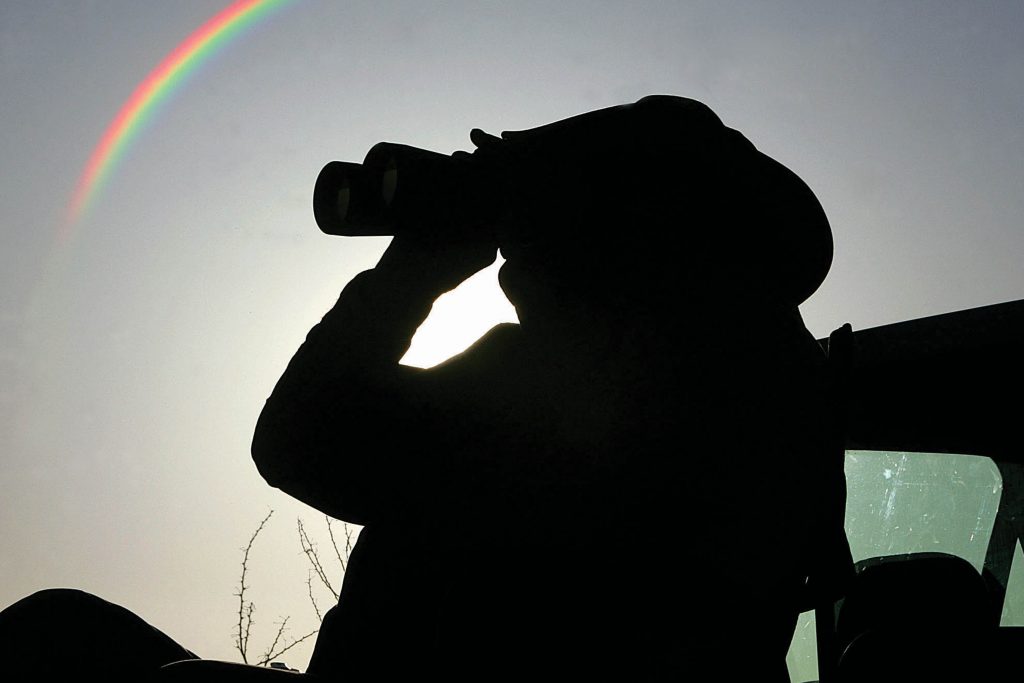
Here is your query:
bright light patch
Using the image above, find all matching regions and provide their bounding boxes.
[401,258,518,368]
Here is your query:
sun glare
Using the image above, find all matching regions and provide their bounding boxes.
[400,257,518,368]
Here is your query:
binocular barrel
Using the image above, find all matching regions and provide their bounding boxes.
[313,142,499,239]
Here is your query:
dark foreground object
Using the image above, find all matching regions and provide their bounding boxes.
[0,589,196,680]
[0,589,351,681]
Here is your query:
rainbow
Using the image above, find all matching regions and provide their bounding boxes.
[63,0,295,236]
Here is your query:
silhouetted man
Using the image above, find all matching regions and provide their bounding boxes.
[253,95,846,681]
[0,95,847,682]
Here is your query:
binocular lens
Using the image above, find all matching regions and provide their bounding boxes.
[336,179,351,223]
[314,161,391,236]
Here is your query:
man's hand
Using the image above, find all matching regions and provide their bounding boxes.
[374,232,498,298]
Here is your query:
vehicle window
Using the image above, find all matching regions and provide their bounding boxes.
[786,450,1003,682]
[1001,541,1024,626]
[843,450,1002,567]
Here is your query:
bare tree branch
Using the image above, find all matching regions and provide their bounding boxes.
[242,603,255,663]
[234,509,274,663]
[325,516,346,572]
[258,628,319,667]
[298,518,338,600]
[344,523,355,559]
[261,615,289,665]
[232,511,357,668]
[306,572,323,623]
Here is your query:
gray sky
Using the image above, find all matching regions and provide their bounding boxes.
[2,0,1023,670]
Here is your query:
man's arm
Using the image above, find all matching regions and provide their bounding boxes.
[251,236,496,525]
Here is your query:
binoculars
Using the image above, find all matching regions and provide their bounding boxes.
[313,143,505,240]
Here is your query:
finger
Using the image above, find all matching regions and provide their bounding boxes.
[470,128,503,149]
